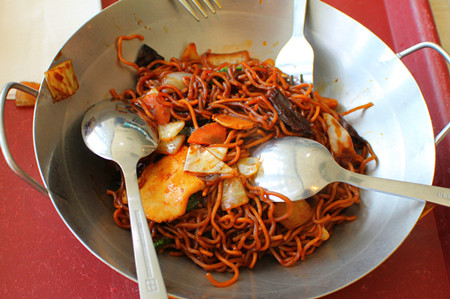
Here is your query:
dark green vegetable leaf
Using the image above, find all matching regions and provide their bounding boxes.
[186,193,202,212]
[153,236,173,250]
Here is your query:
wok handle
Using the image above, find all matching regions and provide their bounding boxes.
[0,82,48,197]
[396,42,450,145]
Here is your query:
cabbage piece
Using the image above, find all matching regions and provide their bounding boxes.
[158,121,185,141]
[184,144,234,174]
[237,157,261,177]
[206,146,228,161]
[221,175,249,210]
[156,135,186,155]
[162,72,191,91]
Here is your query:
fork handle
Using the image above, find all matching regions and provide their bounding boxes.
[292,0,308,37]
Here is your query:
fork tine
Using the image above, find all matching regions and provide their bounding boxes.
[191,0,208,18]
[178,0,200,21]
[178,0,222,21]
[202,0,216,13]
[212,0,222,9]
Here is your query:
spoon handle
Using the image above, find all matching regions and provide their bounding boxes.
[122,165,168,299]
[341,169,450,207]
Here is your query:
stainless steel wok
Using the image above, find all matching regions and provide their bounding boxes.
[1,0,449,298]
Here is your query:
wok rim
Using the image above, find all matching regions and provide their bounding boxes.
[30,0,435,297]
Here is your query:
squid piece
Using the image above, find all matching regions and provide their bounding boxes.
[323,113,356,158]
[137,146,205,223]
[338,115,368,150]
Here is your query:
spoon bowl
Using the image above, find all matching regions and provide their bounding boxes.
[81,100,159,161]
[253,136,450,207]
[81,99,167,298]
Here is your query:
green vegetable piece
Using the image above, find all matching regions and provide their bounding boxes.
[186,193,202,212]
[218,65,243,72]
[153,236,173,250]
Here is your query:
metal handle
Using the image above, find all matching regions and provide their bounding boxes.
[121,164,168,299]
[341,168,450,207]
[396,42,450,145]
[292,0,308,37]
[0,82,48,197]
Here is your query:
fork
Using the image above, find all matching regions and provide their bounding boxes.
[178,0,222,21]
[275,0,314,85]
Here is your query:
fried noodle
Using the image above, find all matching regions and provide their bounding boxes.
[109,35,376,287]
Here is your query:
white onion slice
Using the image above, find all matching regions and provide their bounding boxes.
[162,72,191,91]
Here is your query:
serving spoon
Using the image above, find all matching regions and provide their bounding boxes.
[81,100,167,299]
[253,137,450,207]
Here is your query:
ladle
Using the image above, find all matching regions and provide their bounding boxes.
[81,99,167,298]
[253,136,450,206]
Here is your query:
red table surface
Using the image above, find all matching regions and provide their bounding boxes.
[1,0,449,298]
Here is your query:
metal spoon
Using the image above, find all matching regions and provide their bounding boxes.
[275,0,314,84]
[253,136,450,207]
[81,100,167,299]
